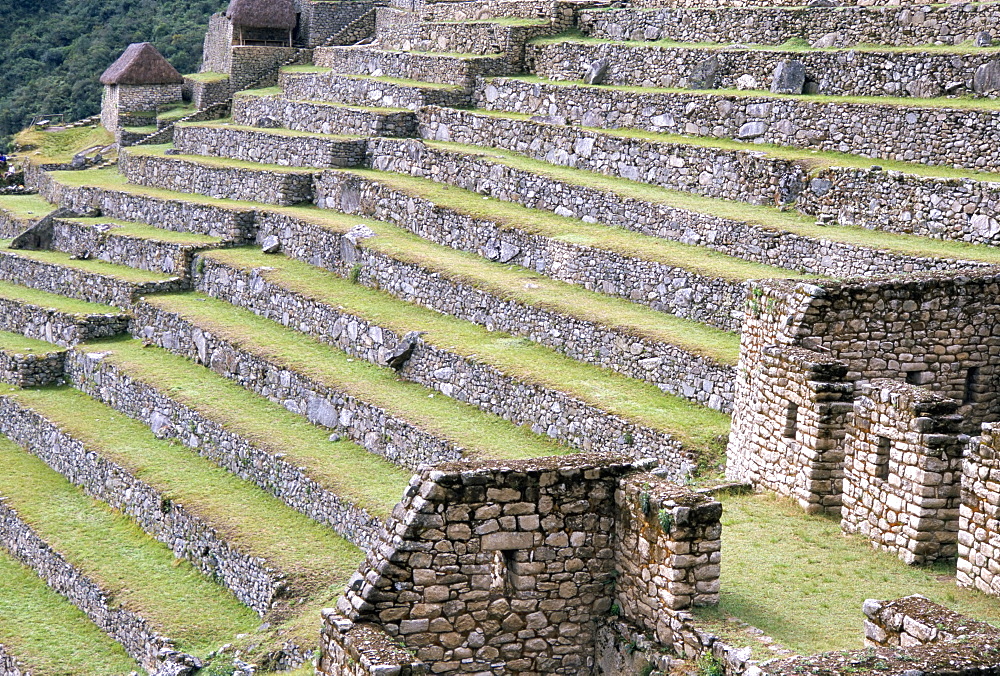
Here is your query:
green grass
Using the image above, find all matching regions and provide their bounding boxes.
[0,430,259,657]
[4,385,365,594]
[203,248,733,452]
[280,65,330,74]
[83,335,410,518]
[123,144,316,175]
[695,491,1000,655]
[345,168,809,282]
[436,16,549,26]
[157,104,198,123]
[184,71,229,83]
[147,292,572,461]
[0,279,119,315]
[337,73,466,91]
[121,126,158,135]
[469,108,1000,183]
[427,140,1000,265]
[13,125,114,165]
[0,194,55,220]
[66,217,222,246]
[235,86,283,96]
[0,550,140,675]
[0,238,176,284]
[0,329,62,355]
[503,74,1000,111]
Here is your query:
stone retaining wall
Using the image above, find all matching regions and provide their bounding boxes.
[864,595,997,649]
[173,124,368,169]
[0,396,285,616]
[0,349,65,388]
[421,0,577,27]
[65,350,385,551]
[300,0,382,48]
[580,4,1000,48]
[317,169,748,332]
[233,93,417,137]
[0,499,191,673]
[418,106,1000,245]
[0,296,127,348]
[119,150,315,206]
[959,423,1000,598]
[318,618,427,676]
[257,209,735,417]
[476,77,1000,173]
[279,70,471,109]
[841,381,964,564]
[527,41,1000,98]
[0,645,24,676]
[0,249,184,309]
[130,300,465,469]
[313,45,509,86]
[370,136,990,275]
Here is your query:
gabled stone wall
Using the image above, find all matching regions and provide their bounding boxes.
[841,381,965,564]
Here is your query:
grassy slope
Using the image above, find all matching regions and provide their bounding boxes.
[0,239,175,284]
[146,292,572,461]
[0,194,55,219]
[205,248,733,453]
[83,335,411,518]
[4,386,364,591]
[0,551,139,676]
[13,126,114,164]
[0,431,259,657]
[0,329,63,354]
[697,492,1000,655]
[0,279,120,315]
[66,217,222,245]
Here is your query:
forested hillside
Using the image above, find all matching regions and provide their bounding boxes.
[0,0,226,149]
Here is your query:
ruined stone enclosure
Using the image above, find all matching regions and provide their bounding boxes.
[4,0,1000,674]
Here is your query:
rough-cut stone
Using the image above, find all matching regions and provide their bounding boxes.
[770,59,806,94]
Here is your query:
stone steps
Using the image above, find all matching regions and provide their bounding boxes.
[279,68,472,109]
[135,292,575,469]
[0,386,364,617]
[192,248,728,472]
[234,90,418,137]
[0,550,140,676]
[417,106,1000,245]
[0,279,127,347]
[368,137,1000,277]
[527,38,1000,98]
[313,44,510,87]
[66,340,406,550]
[173,122,369,170]
[317,167,805,332]
[0,330,65,388]
[0,430,258,668]
[476,76,1000,172]
[0,240,185,308]
[119,146,316,207]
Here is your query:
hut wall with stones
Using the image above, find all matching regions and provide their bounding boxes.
[201,14,235,74]
[101,83,183,131]
[297,0,382,48]
[957,423,1000,597]
[840,381,966,565]
[322,455,722,675]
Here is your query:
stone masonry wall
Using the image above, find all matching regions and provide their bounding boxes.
[0,296,127,348]
[101,84,182,132]
[0,348,65,388]
[256,209,735,416]
[313,45,508,86]
[233,93,417,137]
[527,41,1000,98]
[0,645,23,676]
[376,13,557,63]
[864,595,998,649]
[958,423,1000,598]
[278,69,471,109]
[841,380,965,565]
[477,77,1000,173]
[229,47,308,91]
[130,300,465,469]
[0,499,192,673]
[581,4,1000,48]
[299,1,381,48]
[173,124,368,169]
[420,0,577,27]
[64,350,385,551]
[0,395,285,616]
[201,14,233,75]
[369,136,991,275]
[316,169,748,332]
[319,618,427,676]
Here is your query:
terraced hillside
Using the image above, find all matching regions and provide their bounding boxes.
[2,0,1000,674]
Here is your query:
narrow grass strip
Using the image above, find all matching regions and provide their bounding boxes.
[124,144,316,175]
[695,491,1000,655]
[3,386,365,588]
[427,140,1000,265]
[147,292,571,461]
[343,168,807,281]
[0,430,259,657]
[0,550,139,675]
[205,248,733,451]
[0,279,120,315]
[0,239,177,284]
[0,329,64,355]
[468,108,1000,183]
[82,335,410,518]
[0,194,54,219]
[178,120,365,142]
[66,217,222,246]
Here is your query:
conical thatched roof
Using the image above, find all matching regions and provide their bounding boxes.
[100,43,183,85]
[226,0,296,29]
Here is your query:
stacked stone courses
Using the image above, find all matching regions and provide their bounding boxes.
[233,93,418,137]
[279,69,473,109]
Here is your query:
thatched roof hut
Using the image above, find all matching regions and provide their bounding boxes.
[100,43,183,86]
[226,0,296,30]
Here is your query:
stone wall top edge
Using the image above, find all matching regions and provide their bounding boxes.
[860,379,961,414]
[761,344,849,371]
[424,451,654,484]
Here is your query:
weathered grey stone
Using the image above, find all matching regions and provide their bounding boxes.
[583,59,609,85]
[974,60,1000,93]
[261,235,281,254]
[687,56,718,89]
[770,60,806,94]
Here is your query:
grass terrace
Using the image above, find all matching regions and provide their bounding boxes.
[146,292,574,461]
[435,17,550,26]
[123,144,317,175]
[0,550,140,675]
[3,385,365,596]
[0,330,63,355]
[0,279,120,315]
[235,89,413,114]
[698,491,1000,656]
[83,335,411,518]
[65,216,223,246]
[178,120,366,142]
[202,248,734,454]
[157,103,198,123]
[0,239,179,284]
[12,125,114,165]
[183,71,228,83]
[279,67,469,91]
[0,194,55,220]
[0,429,260,657]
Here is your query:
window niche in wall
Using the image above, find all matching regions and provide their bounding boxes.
[783,402,799,439]
[875,436,892,481]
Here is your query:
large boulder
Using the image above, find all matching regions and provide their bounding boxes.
[770,60,806,94]
[583,59,609,85]
[687,56,719,89]
[974,60,1000,94]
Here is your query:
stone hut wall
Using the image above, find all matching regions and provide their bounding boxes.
[101,84,183,131]
[299,1,382,48]
[201,14,234,74]
[230,46,310,90]
[958,423,1000,597]
[840,381,965,564]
